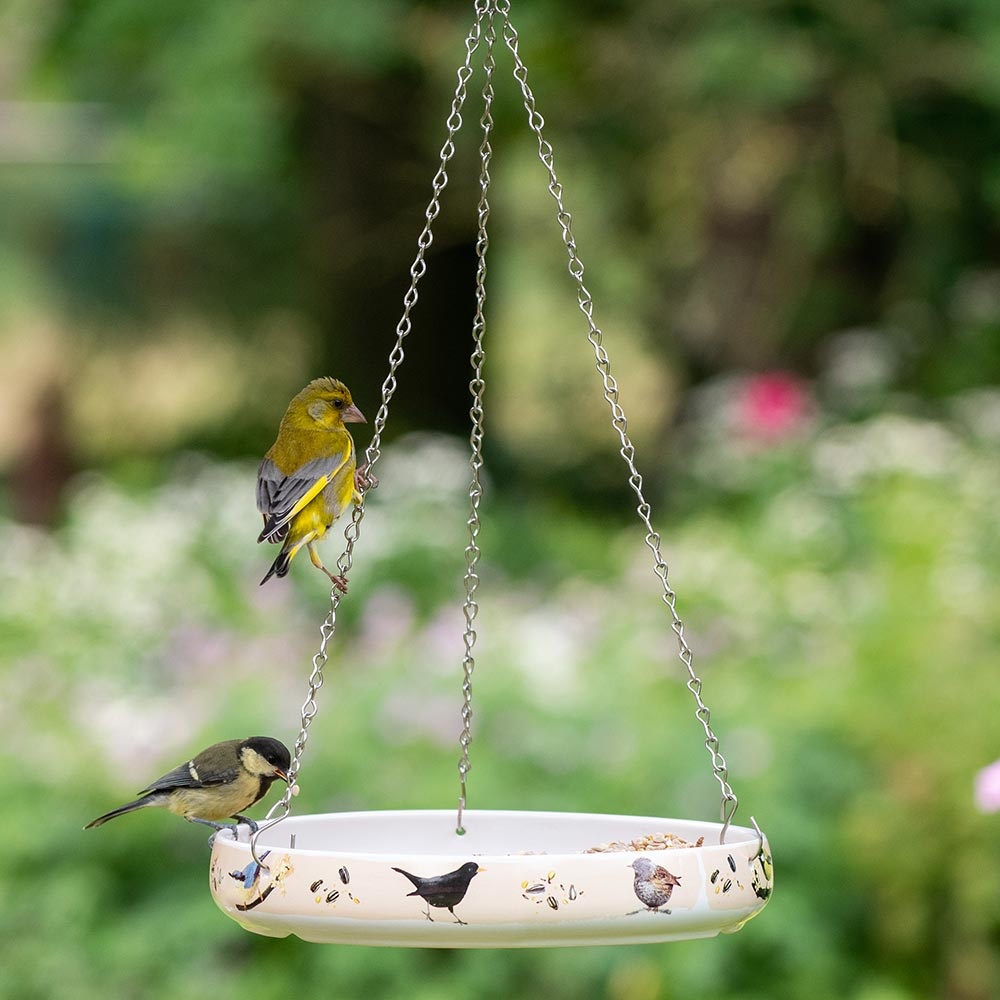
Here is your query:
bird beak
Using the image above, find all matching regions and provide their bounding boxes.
[342,404,366,424]
[275,768,290,783]
[477,866,487,873]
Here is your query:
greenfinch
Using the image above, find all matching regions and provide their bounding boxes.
[257,377,367,589]
[85,736,291,833]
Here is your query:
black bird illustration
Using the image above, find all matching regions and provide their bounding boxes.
[391,861,484,924]
[629,857,682,914]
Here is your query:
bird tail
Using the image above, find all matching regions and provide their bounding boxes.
[391,867,422,894]
[260,531,314,585]
[84,796,153,829]
[260,547,292,585]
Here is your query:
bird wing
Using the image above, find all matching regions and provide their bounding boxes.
[138,760,239,795]
[256,445,354,543]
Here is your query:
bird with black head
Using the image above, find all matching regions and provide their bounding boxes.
[85,737,292,835]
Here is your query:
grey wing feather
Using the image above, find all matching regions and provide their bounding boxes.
[256,458,285,515]
[257,454,345,515]
[257,453,349,541]
[138,761,238,794]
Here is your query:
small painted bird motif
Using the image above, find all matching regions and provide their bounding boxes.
[84,737,291,834]
[629,857,682,914]
[230,851,270,889]
[257,377,367,590]
[391,861,484,924]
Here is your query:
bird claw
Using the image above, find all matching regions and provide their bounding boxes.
[203,818,263,844]
[355,465,378,492]
[203,824,239,847]
[189,816,233,834]
[326,573,349,594]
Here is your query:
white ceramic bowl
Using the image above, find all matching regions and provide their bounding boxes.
[209,809,773,947]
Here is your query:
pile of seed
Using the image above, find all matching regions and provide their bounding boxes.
[585,832,705,853]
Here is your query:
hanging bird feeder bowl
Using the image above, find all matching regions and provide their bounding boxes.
[211,811,770,948]
[210,0,773,948]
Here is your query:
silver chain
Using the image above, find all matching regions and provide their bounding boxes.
[250,0,741,862]
[496,0,740,842]
[455,5,496,836]
[248,4,492,867]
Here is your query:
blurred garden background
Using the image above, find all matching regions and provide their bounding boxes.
[2,0,1000,997]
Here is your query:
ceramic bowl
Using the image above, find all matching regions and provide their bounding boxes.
[209,809,773,948]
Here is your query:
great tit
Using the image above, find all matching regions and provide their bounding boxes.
[85,736,292,833]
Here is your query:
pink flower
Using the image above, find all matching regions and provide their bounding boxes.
[974,759,1000,813]
[738,371,812,442]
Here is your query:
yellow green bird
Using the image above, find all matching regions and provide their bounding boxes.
[257,377,367,589]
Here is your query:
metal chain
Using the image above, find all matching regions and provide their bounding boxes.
[249,593,341,865]
[496,0,740,842]
[359,0,493,486]
[248,3,492,866]
[248,0,742,861]
[455,5,496,836]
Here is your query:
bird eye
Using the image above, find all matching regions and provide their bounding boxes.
[333,399,344,408]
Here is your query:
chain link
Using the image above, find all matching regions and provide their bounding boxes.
[248,3,493,866]
[455,5,497,836]
[496,0,740,842]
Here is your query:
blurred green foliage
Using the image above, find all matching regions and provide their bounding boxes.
[2,412,1000,998]
[2,1,1000,998]
[3,0,1000,484]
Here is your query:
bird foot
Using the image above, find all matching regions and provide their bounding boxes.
[306,543,348,592]
[355,465,378,492]
[452,915,468,925]
[188,816,240,847]
[313,562,349,593]
[188,816,232,833]
[231,814,259,833]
